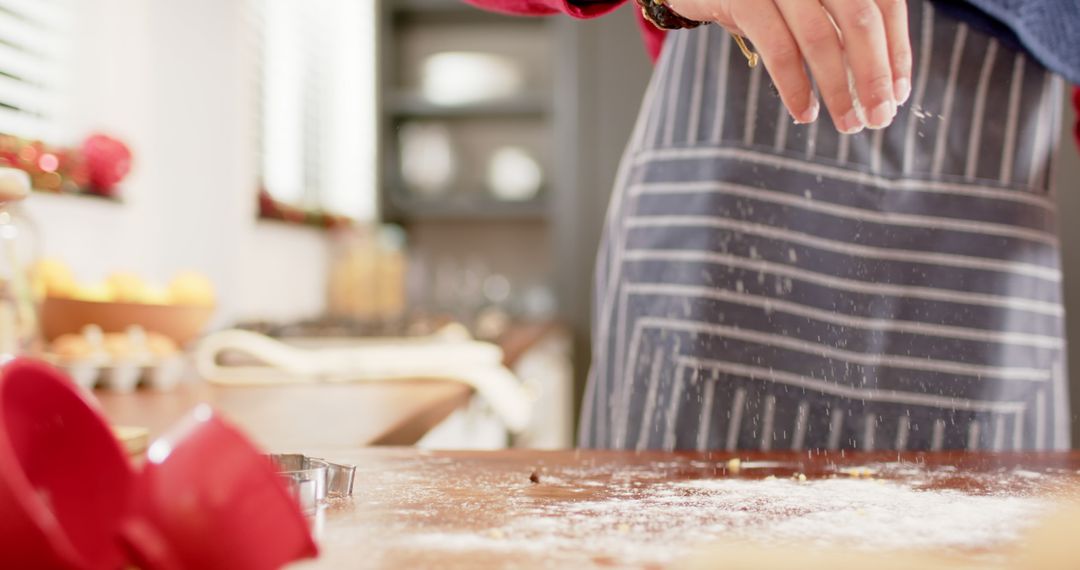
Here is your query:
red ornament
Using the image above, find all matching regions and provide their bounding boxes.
[37,153,59,173]
[258,188,281,217]
[18,144,38,164]
[81,133,132,196]
[61,149,90,188]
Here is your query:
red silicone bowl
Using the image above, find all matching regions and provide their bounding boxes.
[123,407,318,569]
[0,358,135,569]
[0,359,318,570]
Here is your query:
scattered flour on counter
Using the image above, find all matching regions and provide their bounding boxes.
[405,476,1055,566]
[661,478,1047,550]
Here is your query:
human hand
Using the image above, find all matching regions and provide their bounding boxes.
[668,0,912,133]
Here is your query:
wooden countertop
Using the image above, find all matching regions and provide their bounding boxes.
[93,380,472,450]
[92,322,564,451]
[291,449,1080,569]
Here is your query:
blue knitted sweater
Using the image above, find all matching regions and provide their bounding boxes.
[934,0,1079,84]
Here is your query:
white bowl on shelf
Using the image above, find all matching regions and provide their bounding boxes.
[421,52,523,106]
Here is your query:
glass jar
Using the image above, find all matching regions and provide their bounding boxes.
[0,168,39,360]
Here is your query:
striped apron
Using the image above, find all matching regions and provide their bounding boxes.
[580,1,1070,452]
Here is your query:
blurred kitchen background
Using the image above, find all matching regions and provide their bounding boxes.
[5,0,1080,447]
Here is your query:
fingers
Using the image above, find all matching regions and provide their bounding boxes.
[876,0,913,104]
[774,0,862,133]
[820,0,896,129]
[726,0,819,124]
[679,0,912,133]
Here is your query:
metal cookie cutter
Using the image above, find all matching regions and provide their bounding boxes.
[268,454,356,514]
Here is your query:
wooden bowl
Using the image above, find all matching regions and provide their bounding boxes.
[40,297,214,346]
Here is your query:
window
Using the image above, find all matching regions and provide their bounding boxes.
[0,0,71,142]
[254,0,378,221]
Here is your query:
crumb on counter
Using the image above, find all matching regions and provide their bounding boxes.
[726,458,741,475]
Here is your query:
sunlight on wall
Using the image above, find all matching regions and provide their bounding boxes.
[259,0,377,221]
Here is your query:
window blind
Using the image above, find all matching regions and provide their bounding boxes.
[255,0,376,220]
[0,0,69,141]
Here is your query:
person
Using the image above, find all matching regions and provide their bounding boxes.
[466,0,1080,451]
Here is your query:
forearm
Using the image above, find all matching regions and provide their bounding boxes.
[461,0,625,19]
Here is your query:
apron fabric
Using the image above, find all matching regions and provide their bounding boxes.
[580,0,1070,452]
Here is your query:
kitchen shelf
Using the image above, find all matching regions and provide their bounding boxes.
[385,194,549,222]
[388,92,550,119]
[378,1,558,228]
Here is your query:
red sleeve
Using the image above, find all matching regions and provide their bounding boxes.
[461,0,625,18]
[465,0,669,61]
[1073,87,1080,151]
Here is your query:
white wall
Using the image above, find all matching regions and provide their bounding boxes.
[22,0,333,326]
